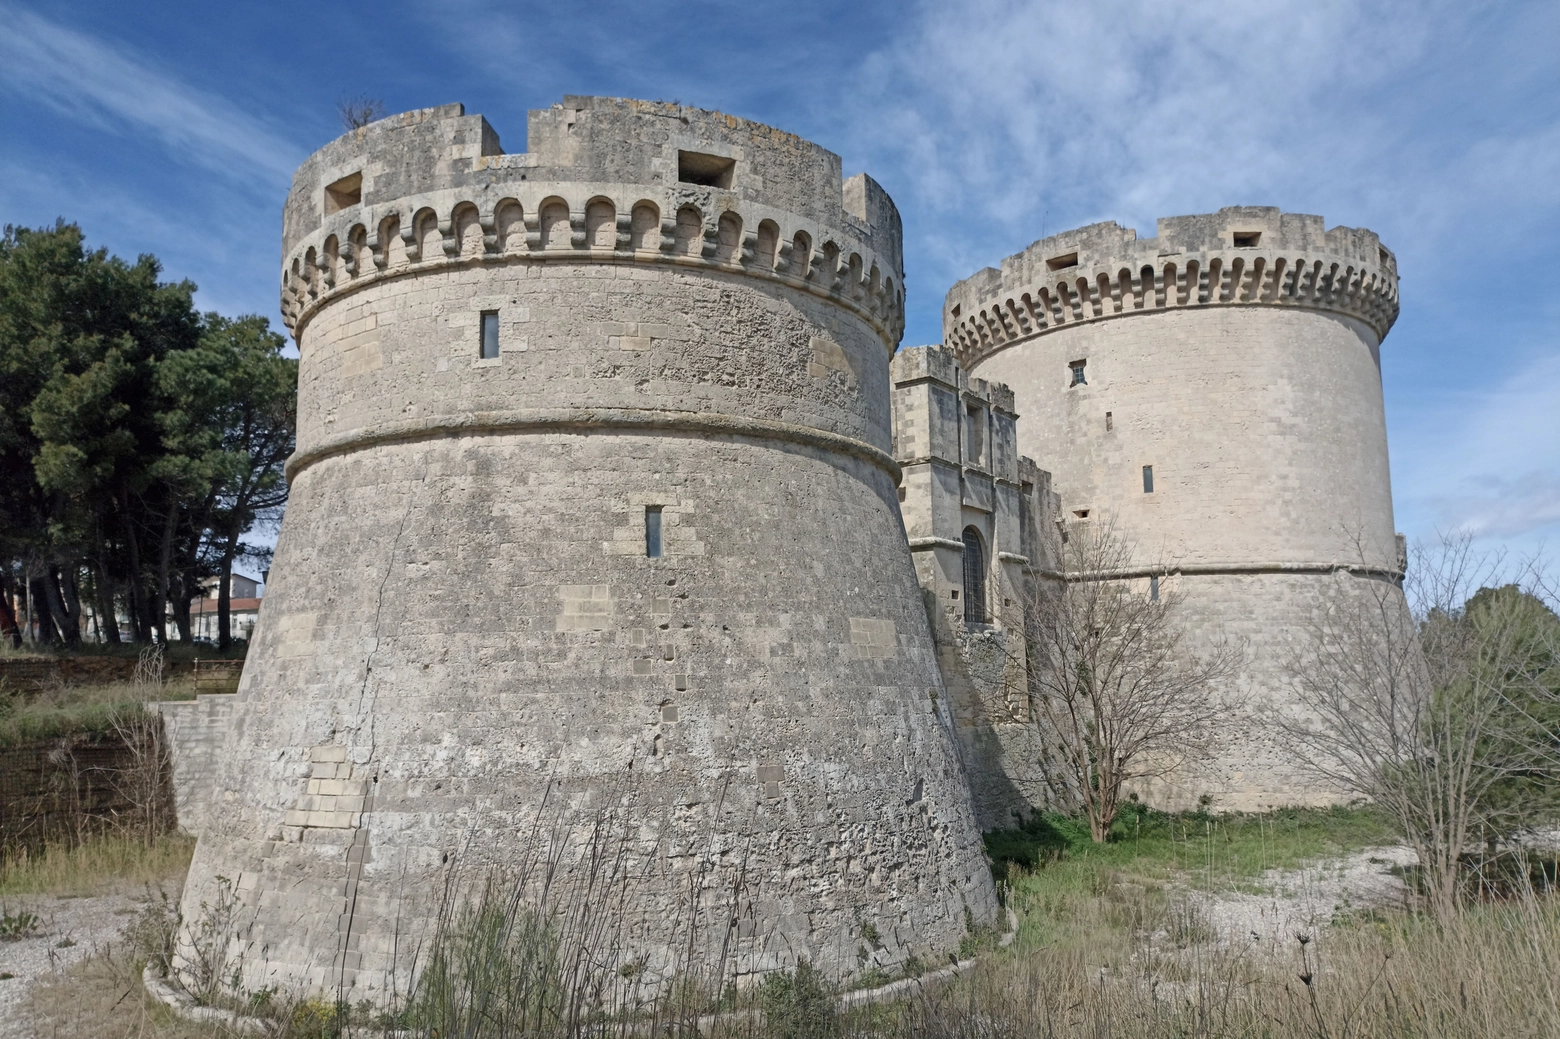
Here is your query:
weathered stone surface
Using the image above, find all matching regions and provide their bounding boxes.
[153,693,237,836]
[177,98,994,1002]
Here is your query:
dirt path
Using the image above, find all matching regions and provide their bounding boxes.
[0,891,147,1039]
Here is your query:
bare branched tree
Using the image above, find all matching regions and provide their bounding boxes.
[1020,518,1241,841]
[338,95,386,131]
[1278,532,1559,918]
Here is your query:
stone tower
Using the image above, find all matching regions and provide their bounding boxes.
[943,207,1402,808]
[177,98,996,1000]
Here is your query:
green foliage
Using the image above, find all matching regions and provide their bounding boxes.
[0,220,295,649]
[282,997,347,1039]
[407,877,567,1036]
[985,804,1398,887]
[1461,584,1560,828]
[0,679,195,747]
[0,907,40,940]
[760,958,837,1039]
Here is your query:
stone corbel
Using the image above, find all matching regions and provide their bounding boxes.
[318,242,336,290]
[479,212,499,255]
[366,226,387,271]
[400,220,421,263]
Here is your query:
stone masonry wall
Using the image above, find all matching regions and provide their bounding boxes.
[890,346,1064,829]
[153,693,238,837]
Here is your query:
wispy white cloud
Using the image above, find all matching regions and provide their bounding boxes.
[837,1,1559,308]
[835,0,1560,551]
[1408,350,1560,542]
[0,3,301,187]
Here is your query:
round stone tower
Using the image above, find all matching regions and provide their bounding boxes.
[944,207,1402,808]
[178,97,995,1000]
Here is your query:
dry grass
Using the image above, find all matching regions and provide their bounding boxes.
[13,805,1560,1038]
[24,891,1560,1038]
[884,893,1560,1038]
[0,677,201,747]
[27,949,227,1039]
[0,833,195,898]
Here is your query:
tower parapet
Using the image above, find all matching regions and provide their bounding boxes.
[944,207,1397,369]
[281,99,904,358]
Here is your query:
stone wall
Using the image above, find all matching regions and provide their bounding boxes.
[0,729,172,849]
[152,693,238,837]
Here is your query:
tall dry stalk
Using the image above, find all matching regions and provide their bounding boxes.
[107,703,173,844]
[1020,518,1240,841]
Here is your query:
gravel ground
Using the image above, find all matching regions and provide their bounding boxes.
[1189,844,1417,955]
[0,891,146,1039]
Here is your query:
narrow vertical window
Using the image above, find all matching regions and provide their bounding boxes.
[961,526,986,624]
[480,310,500,359]
[1105,411,1113,432]
[1142,465,1154,493]
[965,404,985,468]
[645,506,663,558]
[1150,576,1160,602]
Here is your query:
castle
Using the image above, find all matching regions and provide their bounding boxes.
[172,96,1400,1001]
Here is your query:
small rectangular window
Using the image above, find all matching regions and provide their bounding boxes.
[1046,252,1078,271]
[1143,465,1154,493]
[1069,360,1087,387]
[1150,576,1160,602]
[480,311,500,359]
[645,506,663,558]
[324,172,362,214]
[1233,231,1261,248]
[1105,411,1113,431]
[677,150,736,188]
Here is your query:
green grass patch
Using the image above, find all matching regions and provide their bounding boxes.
[987,803,1398,887]
[0,679,197,747]
[986,804,1401,955]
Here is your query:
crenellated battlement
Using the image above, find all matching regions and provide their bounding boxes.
[280,184,905,348]
[280,99,904,347]
[943,207,1398,367]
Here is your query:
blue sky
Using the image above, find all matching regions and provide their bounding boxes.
[2,0,1557,557]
